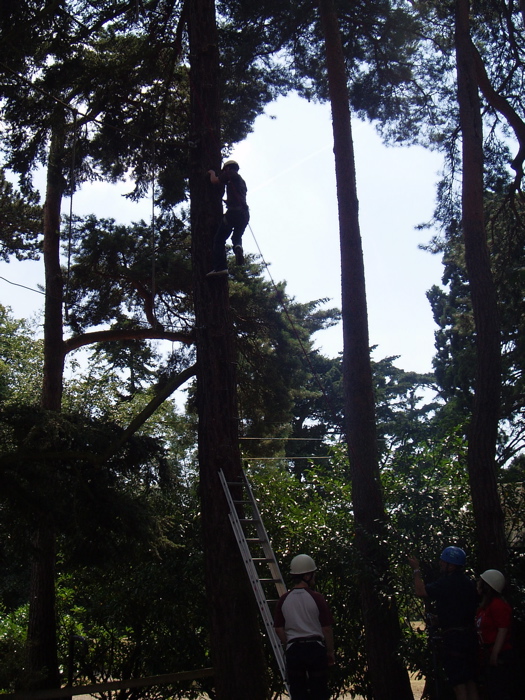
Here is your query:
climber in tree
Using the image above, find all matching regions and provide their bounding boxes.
[206,159,249,276]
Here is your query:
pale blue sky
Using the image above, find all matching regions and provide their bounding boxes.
[230,94,444,372]
[0,93,445,373]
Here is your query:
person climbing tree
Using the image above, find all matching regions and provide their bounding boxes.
[206,159,249,276]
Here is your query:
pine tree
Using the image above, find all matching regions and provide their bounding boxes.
[318,1,413,697]
[186,0,269,695]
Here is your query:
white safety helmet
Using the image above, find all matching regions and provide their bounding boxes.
[223,159,239,170]
[290,554,317,575]
[480,569,505,594]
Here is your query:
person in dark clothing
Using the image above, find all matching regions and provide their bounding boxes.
[206,159,249,276]
[409,546,480,700]
[274,554,335,700]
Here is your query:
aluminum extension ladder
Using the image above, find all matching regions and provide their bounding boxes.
[218,469,290,695]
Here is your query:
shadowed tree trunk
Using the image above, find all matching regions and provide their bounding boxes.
[187,0,269,697]
[455,0,506,572]
[26,120,66,692]
[318,0,414,697]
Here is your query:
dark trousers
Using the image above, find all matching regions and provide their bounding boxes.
[440,629,478,688]
[481,648,515,700]
[212,209,249,271]
[286,641,329,700]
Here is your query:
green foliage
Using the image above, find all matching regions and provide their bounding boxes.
[228,265,341,463]
[383,433,475,563]
[0,477,210,697]
[0,402,174,577]
[425,191,525,469]
[0,170,42,261]
[245,447,477,697]
[53,483,209,699]
[0,603,28,692]
[0,304,43,404]
[372,354,439,466]
[66,214,193,334]
[247,459,370,697]
[219,0,418,120]
[0,2,523,696]
[0,0,293,213]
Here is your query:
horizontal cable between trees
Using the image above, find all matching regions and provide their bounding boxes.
[2,668,214,700]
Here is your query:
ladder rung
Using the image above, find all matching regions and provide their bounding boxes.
[259,578,284,583]
[239,518,259,523]
[253,557,275,563]
[246,537,264,543]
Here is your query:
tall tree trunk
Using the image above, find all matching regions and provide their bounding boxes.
[187,1,269,698]
[26,121,66,692]
[318,1,413,698]
[455,0,507,572]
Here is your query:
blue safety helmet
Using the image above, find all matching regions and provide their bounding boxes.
[440,546,466,566]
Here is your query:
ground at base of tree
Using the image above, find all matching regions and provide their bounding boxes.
[75,676,425,699]
[344,676,424,699]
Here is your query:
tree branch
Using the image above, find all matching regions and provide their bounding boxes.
[64,327,195,354]
[100,363,197,462]
[471,39,525,186]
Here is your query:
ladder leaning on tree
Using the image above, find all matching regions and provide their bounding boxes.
[218,468,290,695]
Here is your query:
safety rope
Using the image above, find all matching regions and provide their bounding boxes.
[247,221,343,436]
[64,110,78,321]
[0,276,45,296]
[241,226,370,476]
[151,134,157,316]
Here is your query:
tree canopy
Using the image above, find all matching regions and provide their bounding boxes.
[0,0,524,698]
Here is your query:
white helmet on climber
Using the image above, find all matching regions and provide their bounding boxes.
[223,159,239,170]
[290,554,317,575]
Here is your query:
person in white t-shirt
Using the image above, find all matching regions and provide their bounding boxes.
[274,554,335,700]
